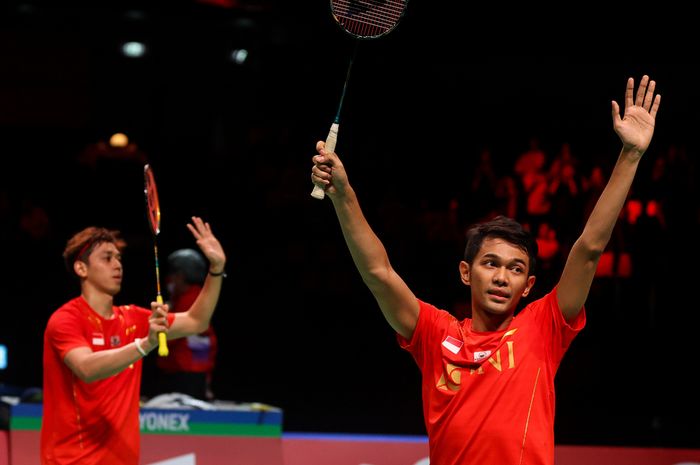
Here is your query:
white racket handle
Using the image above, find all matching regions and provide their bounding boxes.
[311,122,339,200]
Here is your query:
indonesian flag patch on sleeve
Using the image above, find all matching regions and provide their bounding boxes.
[92,333,105,346]
[441,335,463,354]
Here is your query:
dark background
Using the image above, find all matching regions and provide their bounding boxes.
[1,0,699,448]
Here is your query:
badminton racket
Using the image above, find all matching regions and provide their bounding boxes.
[144,164,169,357]
[310,0,410,200]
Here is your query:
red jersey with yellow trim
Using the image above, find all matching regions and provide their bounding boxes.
[41,296,173,465]
[398,288,585,465]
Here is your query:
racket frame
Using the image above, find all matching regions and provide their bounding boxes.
[144,164,169,357]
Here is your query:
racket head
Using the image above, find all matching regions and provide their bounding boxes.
[331,0,409,39]
[144,164,161,236]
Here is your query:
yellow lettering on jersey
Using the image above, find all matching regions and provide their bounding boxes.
[437,363,461,391]
[448,363,461,385]
[442,340,517,386]
[469,366,484,375]
[488,350,503,372]
[507,341,515,368]
[486,342,516,371]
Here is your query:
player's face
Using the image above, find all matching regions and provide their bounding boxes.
[461,237,535,319]
[85,242,123,296]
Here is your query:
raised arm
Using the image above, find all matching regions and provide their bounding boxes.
[167,216,227,339]
[557,75,661,321]
[311,141,419,339]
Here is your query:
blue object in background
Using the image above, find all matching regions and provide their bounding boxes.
[0,344,7,370]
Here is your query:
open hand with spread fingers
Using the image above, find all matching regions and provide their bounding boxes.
[612,74,661,157]
[187,217,226,274]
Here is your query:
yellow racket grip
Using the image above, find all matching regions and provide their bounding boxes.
[157,332,168,357]
[156,295,169,357]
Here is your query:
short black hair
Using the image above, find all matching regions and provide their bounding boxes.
[463,216,537,276]
[167,248,207,285]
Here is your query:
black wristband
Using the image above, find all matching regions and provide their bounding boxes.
[208,269,227,278]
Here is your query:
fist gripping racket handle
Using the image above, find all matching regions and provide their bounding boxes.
[156,294,169,357]
[311,123,339,200]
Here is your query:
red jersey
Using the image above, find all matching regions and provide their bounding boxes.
[156,285,217,374]
[41,297,172,465]
[398,288,585,465]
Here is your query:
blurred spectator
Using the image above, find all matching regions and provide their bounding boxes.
[155,248,219,400]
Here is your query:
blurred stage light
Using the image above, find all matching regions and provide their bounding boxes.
[230,48,248,65]
[109,133,129,148]
[121,41,147,58]
[0,344,7,370]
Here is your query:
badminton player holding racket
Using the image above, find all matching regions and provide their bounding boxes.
[311,75,660,465]
[41,216,226,465]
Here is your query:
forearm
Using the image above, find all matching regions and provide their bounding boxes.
[580,148,641,252]
[169,276,223,338]
[69,339,153,383]
[557,149,641,318]
[331,187,391,287]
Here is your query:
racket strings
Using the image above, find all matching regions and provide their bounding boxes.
[335,2,403,23]
[334,0,405,18]
[333,0,405,35]
[335,7,403,27]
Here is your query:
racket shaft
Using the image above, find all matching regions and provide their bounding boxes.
[311,122,339,200]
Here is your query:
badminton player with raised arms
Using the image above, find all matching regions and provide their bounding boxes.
[41,216,226,465]
[311,75,660,464]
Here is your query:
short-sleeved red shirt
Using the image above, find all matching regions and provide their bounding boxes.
[398,288,585,465]
[40,296,172,465]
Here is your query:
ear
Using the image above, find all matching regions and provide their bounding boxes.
[459,261,471,286]
[522,275,536,297]
[73,260,88,278]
